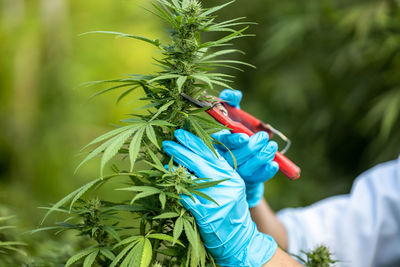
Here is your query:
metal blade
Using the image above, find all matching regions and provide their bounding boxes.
[180,93,212,108]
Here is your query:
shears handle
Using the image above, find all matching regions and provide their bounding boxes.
[207,107,301,180]
[221,103,265,133]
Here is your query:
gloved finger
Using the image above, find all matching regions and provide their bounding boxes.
[163,140,209,176]
[248,131,271,151]
[247,161,279,184]
[219,89,242,108]
[212,129,249,150]
[237,141,278,177]
[163,138,235,184]
[225,131,270,166]
[174,129,217,161]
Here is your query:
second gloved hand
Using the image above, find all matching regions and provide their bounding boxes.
[213,89,279,208]
[163,129,277,267]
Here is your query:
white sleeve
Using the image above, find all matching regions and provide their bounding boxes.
[277,157,400,267]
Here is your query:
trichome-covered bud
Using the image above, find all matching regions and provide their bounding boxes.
[173,165,189,183]
[304,245,337,267]
[186,0,202,17]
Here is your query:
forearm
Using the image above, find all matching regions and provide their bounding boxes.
[263,247,302,267]
[250,198,288,250]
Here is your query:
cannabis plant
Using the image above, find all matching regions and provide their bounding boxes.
[39,0,253,266]
[0,214,27,265]
[294,245,338,267]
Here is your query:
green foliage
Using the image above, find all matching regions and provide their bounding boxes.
[203,0,400,208]
[255,0,400,143]
[38,0,251,266]
[0,205,85,266]
[294,245,337,267]
[0,215,27,264]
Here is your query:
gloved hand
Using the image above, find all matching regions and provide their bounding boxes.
[213,89,279,208]
[163,129,277,267]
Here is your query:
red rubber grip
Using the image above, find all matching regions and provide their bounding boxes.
[207,107,301,180]
[223,104,261,130]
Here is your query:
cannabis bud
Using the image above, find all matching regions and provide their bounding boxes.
[186,0,202,16]
[299,245,338,267]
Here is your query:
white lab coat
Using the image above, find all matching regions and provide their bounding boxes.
[277,156,400,267]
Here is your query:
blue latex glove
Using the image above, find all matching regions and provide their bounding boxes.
[163,129,277,267]
[220,89,243,109]
[213,89,279,208]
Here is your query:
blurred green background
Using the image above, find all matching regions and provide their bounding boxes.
[0,0,399,262]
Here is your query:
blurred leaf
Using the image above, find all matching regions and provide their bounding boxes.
[186,116,216,154]
[201,1,235,17]
[83,249,99,267]
[129,127,145,172]
[100,248,115,261]
[173,216,183,245]
[65,247,98,267]
[150,100,175,120]
[101,130,133,175]
[159,192,166,209]
[110,241,138,267]
[140,238,152,267]
[153,212,179,219]
[148,233,185,247]
[82,31,160,46]
[183,218,199,260]
[146,124,160,149]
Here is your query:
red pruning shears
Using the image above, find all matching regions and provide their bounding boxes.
[181,93,301,180]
